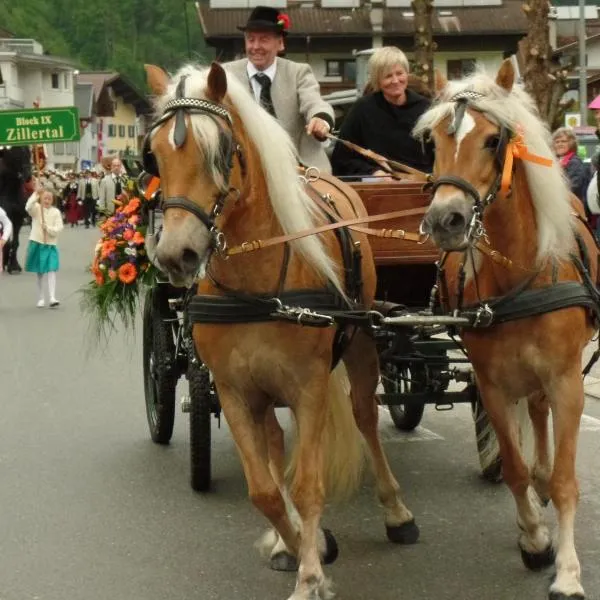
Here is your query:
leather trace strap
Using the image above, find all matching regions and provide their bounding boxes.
[225,206,428,256]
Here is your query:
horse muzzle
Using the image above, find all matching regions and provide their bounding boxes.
[422,196,473,251]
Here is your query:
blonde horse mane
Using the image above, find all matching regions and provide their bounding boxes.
[413,69,575,262]
[153,63,344,296]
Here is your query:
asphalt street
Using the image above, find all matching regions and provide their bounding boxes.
[1,226,599,600]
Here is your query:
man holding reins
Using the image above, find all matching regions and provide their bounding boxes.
[225,6,334,174]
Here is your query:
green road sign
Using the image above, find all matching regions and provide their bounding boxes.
[0,106,80,146]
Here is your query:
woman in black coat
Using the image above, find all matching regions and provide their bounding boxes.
[331,46,434,178]
[552,127,590,204]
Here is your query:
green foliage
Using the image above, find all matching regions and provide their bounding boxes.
[0,0,213,90]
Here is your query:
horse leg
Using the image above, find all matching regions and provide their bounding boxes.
[343,330,418,544]
[477,382,553,570]
[287,370,337,600]
[217,387,301,568]
[256,406,303,572]
[528,392,552,506]
[547,370,585,599]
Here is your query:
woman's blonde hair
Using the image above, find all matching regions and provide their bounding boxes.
[552,127,578,153]
[368,46,410,92]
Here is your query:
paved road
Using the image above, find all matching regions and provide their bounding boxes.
[1,227,599,600]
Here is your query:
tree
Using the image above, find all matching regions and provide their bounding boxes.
[521,0,572,130]
[411,0,436,94]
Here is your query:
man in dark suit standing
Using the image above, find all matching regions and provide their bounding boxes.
[225,6,334,173]
[76,169,99,228]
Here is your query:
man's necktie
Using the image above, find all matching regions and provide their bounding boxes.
[114,176,122,197]
[254,73,276,118]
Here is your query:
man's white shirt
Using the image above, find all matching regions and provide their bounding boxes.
[246,60,277,103]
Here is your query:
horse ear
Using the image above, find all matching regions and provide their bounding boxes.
[434,68,447,95]
[145,64,169,95]
[206,62,228,103]
[495,59,515,92]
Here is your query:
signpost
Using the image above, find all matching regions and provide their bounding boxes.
[0,106,80,146]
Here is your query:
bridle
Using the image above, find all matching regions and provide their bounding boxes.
[428,90,511,233]
[140,75,245,253]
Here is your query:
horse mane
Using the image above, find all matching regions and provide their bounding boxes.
[413,70,575,262]
[154,64,343,296]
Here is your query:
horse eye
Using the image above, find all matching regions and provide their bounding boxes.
[484,135,500,150]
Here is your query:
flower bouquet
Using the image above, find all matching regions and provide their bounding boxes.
[80,183,159,338]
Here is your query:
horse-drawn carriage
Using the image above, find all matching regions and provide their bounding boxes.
[136,60,600,600]
[142,177,500,493]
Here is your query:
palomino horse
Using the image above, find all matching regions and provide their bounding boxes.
[144,62,418,600]
[416,59,598,600]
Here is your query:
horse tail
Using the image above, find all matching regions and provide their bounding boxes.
[287,363,365,502]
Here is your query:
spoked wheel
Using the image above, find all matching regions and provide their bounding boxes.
[189,361,213,491]
[382,364,426,431]
[469,385,503,483]
[143,288,177,444]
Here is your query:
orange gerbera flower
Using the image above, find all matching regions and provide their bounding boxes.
[118,263,137,284]
[128,215,139,226]
[101,239,117,259]
[122,198,141,216]
[132,231,145,245]
[122,228,134,241]
[95,272,104,285]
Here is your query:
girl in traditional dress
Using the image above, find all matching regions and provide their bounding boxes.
[25,183,64,308]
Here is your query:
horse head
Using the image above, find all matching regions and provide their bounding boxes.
[144,62,245,287]
[417,60,517,251]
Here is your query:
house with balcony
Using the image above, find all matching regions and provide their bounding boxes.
[0,37,78,169]
[75,72,152,165]
[195,0,530,94]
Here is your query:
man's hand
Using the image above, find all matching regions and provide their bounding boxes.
[306,117,331,142]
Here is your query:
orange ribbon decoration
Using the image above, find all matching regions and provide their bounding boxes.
[143,175,161,201]
[500,134,554,199]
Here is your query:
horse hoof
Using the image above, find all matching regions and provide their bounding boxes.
[269,551,298,572]
[520,544,555,571]
[386,519,420,544]
[322,528,339,565]
[548,593,585,600]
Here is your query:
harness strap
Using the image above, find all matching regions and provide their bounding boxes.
[225,206,428,256]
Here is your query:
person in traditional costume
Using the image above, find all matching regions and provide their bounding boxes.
[63,172,81,227]
[25,183,64,308]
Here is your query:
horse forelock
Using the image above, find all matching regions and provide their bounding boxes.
[414,70,574,262]
[158,64,344,296]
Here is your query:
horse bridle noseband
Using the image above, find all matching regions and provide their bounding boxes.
[141,76,245,251]
[428,90,511,215]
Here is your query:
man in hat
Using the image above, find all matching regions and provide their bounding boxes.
[225,6,334,173]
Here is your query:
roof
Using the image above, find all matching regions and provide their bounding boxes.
[76,71,152,116]
[196,1,528,38]
[74,82,94,120]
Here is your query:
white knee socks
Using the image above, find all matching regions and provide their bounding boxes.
[37,273,45,302]
[47,271,57,302]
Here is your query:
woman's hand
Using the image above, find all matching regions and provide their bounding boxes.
[372,169,394,182]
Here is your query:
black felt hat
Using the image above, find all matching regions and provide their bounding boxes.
[237,6,289,36]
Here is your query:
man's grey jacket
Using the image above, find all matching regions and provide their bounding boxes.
[225,57,334,174]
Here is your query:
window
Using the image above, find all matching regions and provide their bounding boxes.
[51,73,60,89]
[54,142,64,155]
[108,124,116,137]
[64,142,74,155]
[325,59,356,84]
[447,58,476,80]
[128,125,136,138]
[118,125,126,138]
[0,66,4,85]
[63,72,70,89]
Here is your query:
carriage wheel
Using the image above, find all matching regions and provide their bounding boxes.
[143,288,177,444]
[469,385,503,483]
[382,364,426,431]
[189,361,213,492]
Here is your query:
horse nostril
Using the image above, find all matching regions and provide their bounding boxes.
[181,248,200,272]
[441,211,466,232]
